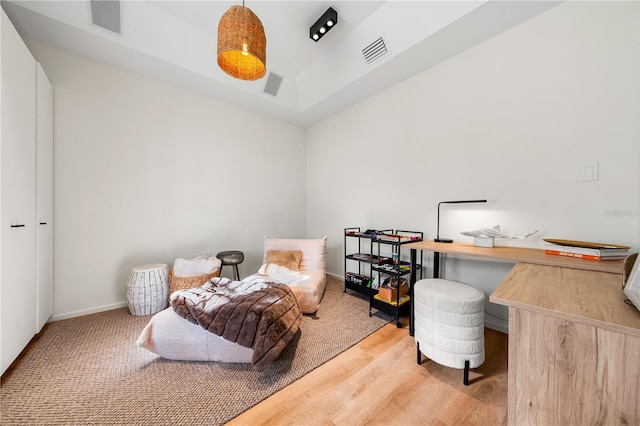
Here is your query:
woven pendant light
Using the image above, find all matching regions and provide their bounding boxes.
[217,5,267,81]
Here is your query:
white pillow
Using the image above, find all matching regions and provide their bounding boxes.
[173,256,222,277]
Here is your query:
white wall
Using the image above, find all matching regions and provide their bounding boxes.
[27,42,307,320]
[307,1,640,331]
[20,1,640,326]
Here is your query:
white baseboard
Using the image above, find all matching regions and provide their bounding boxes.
[327,271,343,280]
[49,302,128,322]
[484,311,509,334]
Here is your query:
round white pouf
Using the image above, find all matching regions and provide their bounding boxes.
[126,263,169,316]
[414,278,485,370]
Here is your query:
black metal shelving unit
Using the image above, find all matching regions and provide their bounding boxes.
[344,227,423,327]
[344,227,392,297]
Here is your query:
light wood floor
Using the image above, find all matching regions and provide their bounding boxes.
[228,318,508,425]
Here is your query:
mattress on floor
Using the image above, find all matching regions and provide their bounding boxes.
[136,307,253,363]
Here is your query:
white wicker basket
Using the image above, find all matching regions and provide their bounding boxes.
[126,263,169,316]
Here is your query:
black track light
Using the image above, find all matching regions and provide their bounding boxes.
[310,7,338,42]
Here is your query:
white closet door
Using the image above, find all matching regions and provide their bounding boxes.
[1,10,37,374]
[36,62,53,332]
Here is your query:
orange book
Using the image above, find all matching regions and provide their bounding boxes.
[545,249,626,261]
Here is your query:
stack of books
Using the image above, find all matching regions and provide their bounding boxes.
[544,238,630,261]
[376,233,421,243]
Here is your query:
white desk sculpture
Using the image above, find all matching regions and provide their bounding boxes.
[461,225,538,247]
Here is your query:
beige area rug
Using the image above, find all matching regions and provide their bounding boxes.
[1,276,391,426]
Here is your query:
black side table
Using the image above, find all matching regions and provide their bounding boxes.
[216,250,244,280]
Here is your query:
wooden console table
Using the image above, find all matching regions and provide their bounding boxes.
[405,241,639,425]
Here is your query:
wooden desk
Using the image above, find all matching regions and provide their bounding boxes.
[492,263,640,425]
[405,240,625,275]
[405,241,625,334]
[405,241,638,424]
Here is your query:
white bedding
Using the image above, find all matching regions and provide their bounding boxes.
[254,263,310,285]
[136,307,253,362]
[136,237,327,362]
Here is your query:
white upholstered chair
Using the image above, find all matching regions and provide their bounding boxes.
[261,237,327,314]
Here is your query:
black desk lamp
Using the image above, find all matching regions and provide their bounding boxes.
[434,199,487,243]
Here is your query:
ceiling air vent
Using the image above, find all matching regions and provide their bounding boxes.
[90,0,122,34]
[264,72,283,97]
[362,37,388,65]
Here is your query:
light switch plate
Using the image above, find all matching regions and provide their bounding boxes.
[580,162,599,181]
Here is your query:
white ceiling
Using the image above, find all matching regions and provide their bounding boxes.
[2,0,562,127]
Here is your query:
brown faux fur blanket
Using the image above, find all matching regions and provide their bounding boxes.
[170,276,302,371]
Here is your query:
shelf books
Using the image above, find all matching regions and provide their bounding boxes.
[345,272,370,287]
[348,253,371,262]
[376,233,422,243]
[543,238,630,261]
[347,253,390,264]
